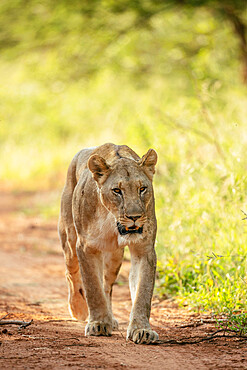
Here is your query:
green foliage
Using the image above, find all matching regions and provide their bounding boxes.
[0,1,247,313]
[219,312,247,336]
[156,250,247,312]
[213,309,247,337]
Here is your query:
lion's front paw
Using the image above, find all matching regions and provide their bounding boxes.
[85,321,112,337]
[127,328,159,344]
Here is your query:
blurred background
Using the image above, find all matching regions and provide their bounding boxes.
[0,0,247,312]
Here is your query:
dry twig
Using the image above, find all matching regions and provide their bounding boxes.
[0,319,33,329]
[178,318,227,328]
[156,329,247,345]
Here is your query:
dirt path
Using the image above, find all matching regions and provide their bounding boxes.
[0,191,246,369]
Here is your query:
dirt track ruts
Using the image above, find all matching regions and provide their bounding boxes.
[0,191,246,369]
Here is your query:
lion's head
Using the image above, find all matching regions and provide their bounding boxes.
[87,149,157,238]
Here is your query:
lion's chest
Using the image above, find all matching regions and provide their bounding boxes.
[85,211,119,251]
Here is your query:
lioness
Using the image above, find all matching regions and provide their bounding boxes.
[58,143,159,344]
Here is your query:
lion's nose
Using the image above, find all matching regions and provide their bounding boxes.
[126,215,141,222]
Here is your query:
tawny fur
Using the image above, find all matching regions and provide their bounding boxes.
[58,143,159,344]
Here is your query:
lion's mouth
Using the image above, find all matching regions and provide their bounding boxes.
[117,222,143,235]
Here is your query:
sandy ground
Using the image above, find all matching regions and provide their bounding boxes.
[0,191,247,369]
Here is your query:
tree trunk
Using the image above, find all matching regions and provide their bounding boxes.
[223,6,247,84]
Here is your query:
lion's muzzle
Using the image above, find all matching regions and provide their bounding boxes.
[117,222,143,235]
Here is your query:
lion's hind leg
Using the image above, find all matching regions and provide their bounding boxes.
[58,220,88,321]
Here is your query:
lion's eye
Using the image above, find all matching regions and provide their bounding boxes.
[140,187,147,194]
[112,188,122,195]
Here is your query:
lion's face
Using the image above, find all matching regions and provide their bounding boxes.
[99,161,152,235]
[88,149,157,237]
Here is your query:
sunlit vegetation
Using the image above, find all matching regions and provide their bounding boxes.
[0,1,247,312]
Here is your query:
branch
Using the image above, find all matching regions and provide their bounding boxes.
[222,6,247,83]
[177,318,225,328]
[241,209,247,220]
[156,329,247,345]
[0,319,33,329]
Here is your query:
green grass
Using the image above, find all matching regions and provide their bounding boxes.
[0,3,247,313]
[217,312,247,336]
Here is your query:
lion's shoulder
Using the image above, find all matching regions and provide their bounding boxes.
[89,143,140,165]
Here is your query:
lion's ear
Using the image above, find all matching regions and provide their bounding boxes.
[139,149,158,180]
[88,154,110,184]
